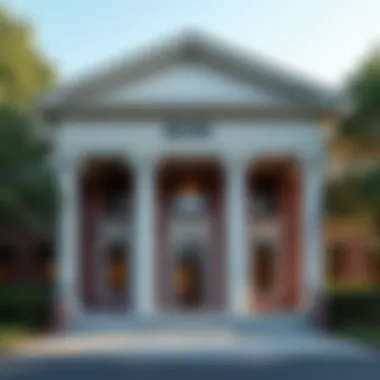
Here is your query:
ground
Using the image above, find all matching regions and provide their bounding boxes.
[0,327,30,352]
[0,329,379,379]
[1,354,380,380]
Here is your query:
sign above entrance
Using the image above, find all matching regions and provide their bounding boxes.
[164,123,211,139]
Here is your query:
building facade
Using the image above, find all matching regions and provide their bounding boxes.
[40,32,336,329]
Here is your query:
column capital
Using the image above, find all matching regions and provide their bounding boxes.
[128,152,158,172]
[221,153,250,172]
[55,151,86,174]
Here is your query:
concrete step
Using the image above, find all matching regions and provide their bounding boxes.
[69,313,312,334]
[10,329,375,362]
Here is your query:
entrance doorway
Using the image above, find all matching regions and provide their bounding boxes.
[80,157,133,311]
[173,247,204,309]
[156,158,226,312]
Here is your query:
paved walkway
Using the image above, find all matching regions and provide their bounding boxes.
[6,329,376,362]
[2,356,380,380]
[1,330,379,380]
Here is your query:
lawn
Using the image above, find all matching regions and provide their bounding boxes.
[0,326,30,352]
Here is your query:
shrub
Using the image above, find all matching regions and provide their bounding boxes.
[323,288,380,329]
[0,284,53,329]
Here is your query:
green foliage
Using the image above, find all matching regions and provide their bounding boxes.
[333,47,380,223]
[325,167,380,224]
[360,166,380,217]
[323,289,380,329]
[340,48,380,142]
[324,174,365,216]
[0,104,57,235]
[337,324,380,349]
[0,285,52,329]
[0,6,57,235]
[0,325,30,351]
[371,242,380,257]
[0,6,55,107]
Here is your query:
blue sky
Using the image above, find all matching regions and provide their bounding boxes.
[2,0,380,88]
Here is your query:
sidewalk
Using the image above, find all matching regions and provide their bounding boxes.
[6,329,377,362]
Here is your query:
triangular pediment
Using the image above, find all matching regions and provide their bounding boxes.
[40,30,338,113]
[82,62,292,107]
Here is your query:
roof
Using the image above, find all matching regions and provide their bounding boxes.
[38,29,340,115]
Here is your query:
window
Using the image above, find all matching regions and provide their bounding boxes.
[252,243,276,294]
[327,244,346,281]
[371,253,380,286]
[251,178,279,217]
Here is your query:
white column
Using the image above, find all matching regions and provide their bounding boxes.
[301,151,324,312]
[56,155,81,322]
[225,156,248,315]
[134,157,155,315]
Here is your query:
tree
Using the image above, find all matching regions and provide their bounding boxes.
[324,175,365,217]
[0,6,57,236]
[0,104,57,236]
[0,6,55,107]
[339,48,380,143]
[335,46,380,228]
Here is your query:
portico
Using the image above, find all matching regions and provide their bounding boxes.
[41,31,333,329]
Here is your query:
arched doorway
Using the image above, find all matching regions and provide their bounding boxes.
[156,158,225,312]
[80,158,134,311]
[174,245,204,308]
[246,157,302,313]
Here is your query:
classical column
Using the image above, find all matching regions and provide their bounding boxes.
[225,156,248,315]
[301,151,324,312]
[134,156,156,315]
[56,155,81,325]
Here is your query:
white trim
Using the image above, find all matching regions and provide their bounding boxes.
[56,155,81,321]
[39,30,337,111]
[134,157,156,315]
[225,156,248,315]
[56,122,322,158]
